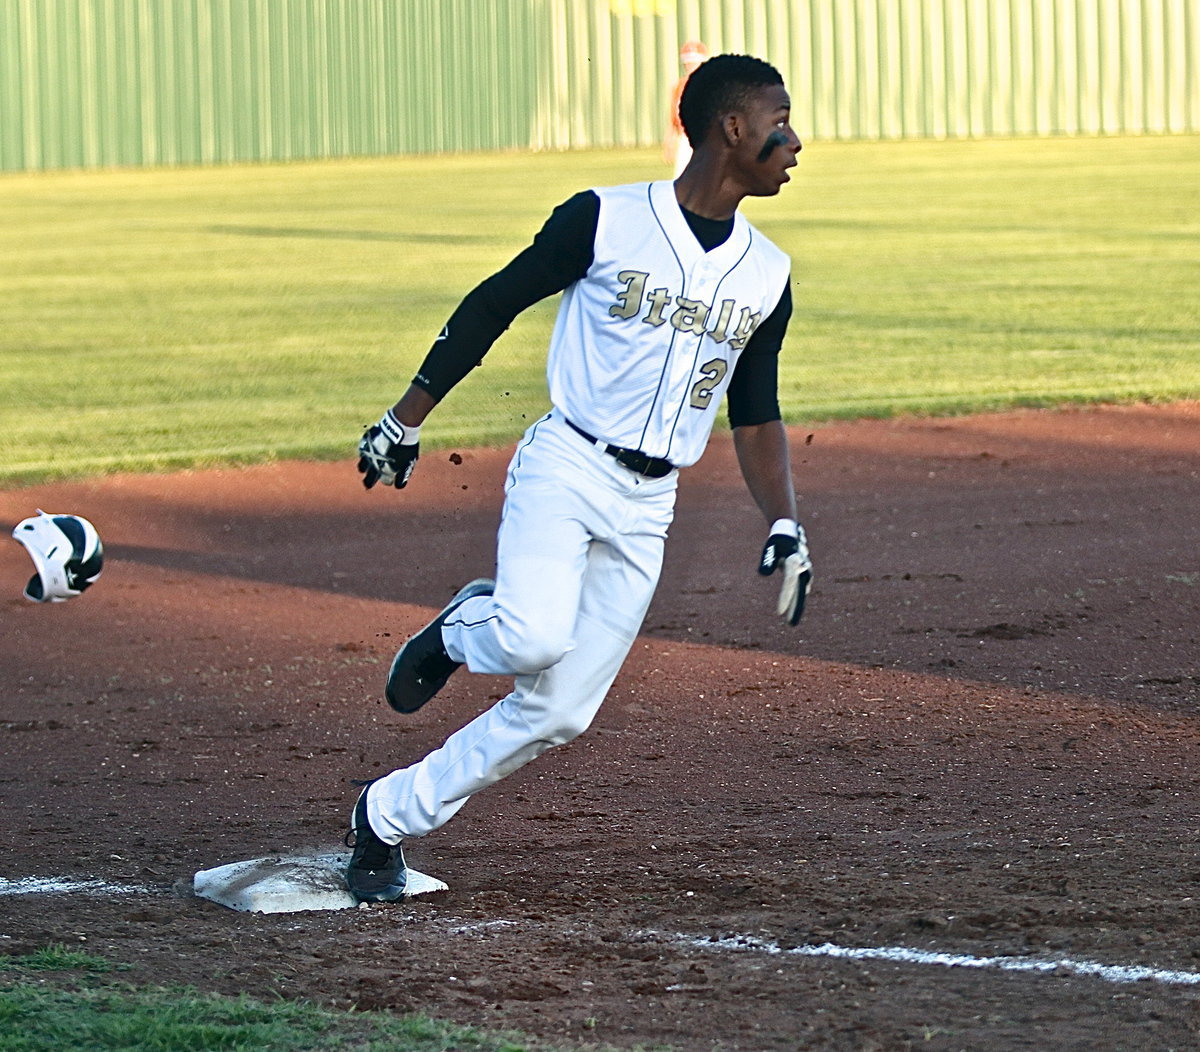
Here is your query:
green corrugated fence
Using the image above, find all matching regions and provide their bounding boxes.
[2,0,1197,172]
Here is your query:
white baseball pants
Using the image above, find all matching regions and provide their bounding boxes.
[368,410,678,842]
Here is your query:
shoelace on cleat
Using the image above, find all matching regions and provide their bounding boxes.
[347,822,399,870]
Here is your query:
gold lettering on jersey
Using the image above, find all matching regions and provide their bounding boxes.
[610,270,648,319]
[728,307,762,351]
[670,297,710,335]
[609,278,764,346]
[642,287,671,327]
[708,299,735,343]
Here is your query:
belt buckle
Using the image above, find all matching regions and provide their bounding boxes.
[614,449,647,475]
[614,448,668,478]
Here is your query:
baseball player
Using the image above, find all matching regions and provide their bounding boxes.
[347,54,812,902]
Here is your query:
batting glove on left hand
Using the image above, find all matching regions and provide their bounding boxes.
[358,409,420,490]
[758,519,813,626]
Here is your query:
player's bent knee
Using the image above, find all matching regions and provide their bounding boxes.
[503,634,574,677]
[539,712,595,747]
[509,697,598,748]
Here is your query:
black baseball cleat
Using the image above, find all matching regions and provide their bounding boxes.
[385,578,495,713]
[345,782,408,903]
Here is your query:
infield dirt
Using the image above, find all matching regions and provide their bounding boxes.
[2,404,1198,1050]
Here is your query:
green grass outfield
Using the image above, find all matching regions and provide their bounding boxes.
[0,945,569,1052]
[1,135,1198,485]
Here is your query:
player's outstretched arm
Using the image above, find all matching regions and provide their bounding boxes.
[357,193,597,494]
[733,420,812,625]
[358,386,436,491]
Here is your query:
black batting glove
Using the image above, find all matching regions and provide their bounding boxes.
[758,519,813,626]
[358,409,420,490]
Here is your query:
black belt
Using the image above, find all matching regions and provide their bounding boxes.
[564,419,675,479]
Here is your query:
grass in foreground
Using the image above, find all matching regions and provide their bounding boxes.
[1,135,1197,484]
[0,945,581,1052]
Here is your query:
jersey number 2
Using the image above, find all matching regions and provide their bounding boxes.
[689,358,728,409]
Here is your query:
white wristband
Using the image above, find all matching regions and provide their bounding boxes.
[381,409,420,446]
[769,517,799,539]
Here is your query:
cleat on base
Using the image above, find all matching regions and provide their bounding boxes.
[345,783,408,903]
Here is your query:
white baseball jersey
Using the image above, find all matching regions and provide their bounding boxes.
[547,180,790,469]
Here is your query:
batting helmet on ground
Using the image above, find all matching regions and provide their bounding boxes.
[12,511,104,602]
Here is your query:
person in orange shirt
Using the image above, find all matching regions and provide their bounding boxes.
[665,40,710,176]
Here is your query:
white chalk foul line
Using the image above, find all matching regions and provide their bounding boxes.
[0,876,152,897]
[650,932,1200,988]
[5,874,1196,990]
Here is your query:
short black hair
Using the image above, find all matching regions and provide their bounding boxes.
[678,54,785,147]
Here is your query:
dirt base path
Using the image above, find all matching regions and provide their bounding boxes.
[2,403,1198,1050]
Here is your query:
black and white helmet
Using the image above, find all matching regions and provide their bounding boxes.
[12,511,104,602]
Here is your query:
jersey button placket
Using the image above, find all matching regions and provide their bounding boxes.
[665,267,719,449]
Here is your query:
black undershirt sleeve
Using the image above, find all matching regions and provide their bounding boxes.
[412,191,600,401]
[726,280,792,429]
